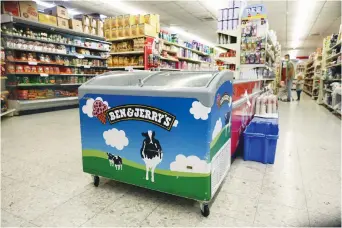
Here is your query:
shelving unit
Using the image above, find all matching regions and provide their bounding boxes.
[303,53,322,99]
[1,14,110,115]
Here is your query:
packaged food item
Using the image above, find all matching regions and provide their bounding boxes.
[24,65,31,73]
[117,15,124,27]
[44,66,50,74]
[2,1,20,17]
[118,56,124,66]
[19,1,38,21]
[20,53,27,61]
[16,65,24,73]
[124,25,131,37]
[37,66,44,73]
[117,27,124,37]
[6,64,16,74]
[113,56,118,66]
[53,67,60,74]
[31,66,37,73]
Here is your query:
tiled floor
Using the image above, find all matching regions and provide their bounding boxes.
[1,93,341,227]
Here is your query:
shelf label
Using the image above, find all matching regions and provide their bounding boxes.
[125,66,134,72]
[28,61,37,65]
[83,65,90,68]
[76,54,85,59]
[40,73,49,77]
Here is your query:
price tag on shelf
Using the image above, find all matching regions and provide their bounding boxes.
[83,65,90,68]
[40,73,49,77]
[125,66,134,72]
[76,64,82,67]
[76,54,85,59]
[28,61,37,65]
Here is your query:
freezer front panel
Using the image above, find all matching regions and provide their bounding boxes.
[79,94,212,201]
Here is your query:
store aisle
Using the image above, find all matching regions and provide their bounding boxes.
[1,93,341,227]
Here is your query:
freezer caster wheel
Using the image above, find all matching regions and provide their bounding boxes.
[200,203,210,217]
[93,176,100,187]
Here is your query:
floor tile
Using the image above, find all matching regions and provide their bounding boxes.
[306,190,341,217]
[196,211,253,227]
[221,176,262,199]
[308,210,341,227]
[1,210,37,227]
[254,201,310,227]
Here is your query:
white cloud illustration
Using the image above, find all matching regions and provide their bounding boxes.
[82,97,109,118]
[103,128,129,150]
[170,154,210,174]
[173,120,179,127]
[212,118,223,140]
[189,101,211,120]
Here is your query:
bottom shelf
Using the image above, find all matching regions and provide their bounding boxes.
[8,97,78,114]
[1,108,16,117]
[303,89,312,96]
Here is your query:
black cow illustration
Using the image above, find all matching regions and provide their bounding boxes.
[107,153,122,170]
[140,130,163,182]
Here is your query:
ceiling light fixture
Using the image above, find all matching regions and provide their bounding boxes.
[291,0,316,49]
[101,0,146,15]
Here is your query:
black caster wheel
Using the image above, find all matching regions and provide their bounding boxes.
[200,203,210,217]
[93,176,100,187]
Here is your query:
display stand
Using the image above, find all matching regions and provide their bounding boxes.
[1,14,110,115]
[303,52,322,99]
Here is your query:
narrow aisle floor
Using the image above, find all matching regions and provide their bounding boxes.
[1,93,341,227]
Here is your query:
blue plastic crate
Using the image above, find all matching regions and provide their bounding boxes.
[243,117,279,164]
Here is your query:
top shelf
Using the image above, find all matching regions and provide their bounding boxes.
[326,40,341,53]
[217,29,240,38]
[161,39,210,56]
[1,14,110,44]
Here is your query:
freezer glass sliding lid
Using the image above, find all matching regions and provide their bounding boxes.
[85,71,154,86]
[142,71,218,88]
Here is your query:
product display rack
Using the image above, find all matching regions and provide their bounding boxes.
[303,53,322,99]
[1,14,110,115]
[318,32,341,115]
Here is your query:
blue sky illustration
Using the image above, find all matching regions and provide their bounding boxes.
[79,81,232,171]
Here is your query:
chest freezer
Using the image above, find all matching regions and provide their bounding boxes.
[78,70,233,217]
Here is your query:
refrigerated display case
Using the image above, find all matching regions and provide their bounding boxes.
[78,70,234,217]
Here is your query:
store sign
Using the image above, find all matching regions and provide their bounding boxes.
[106,104,176,131]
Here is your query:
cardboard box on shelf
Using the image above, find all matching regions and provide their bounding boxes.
[44,5,69,19]
[137,23,157,37]
[124,25,131,37]
[38,13,57,26]
[97,28,104,37]
[19,1,38,21]
[74,14,90,26]
[110,28,117,39]
[104,29,110,39]
[131,24,138,37]
[69,19,83,32]
[2,1,20,17]
[144,14,159,27]
[117,26,124,38]
[117,15,124,27]
[111,16,117,28]
[104,18,111,30]
[96,19,104,30]
[57,17,69,29]
[135,14,145,24]
[83,25,90,34]
[89,16,96,28]
[90,27,96,35]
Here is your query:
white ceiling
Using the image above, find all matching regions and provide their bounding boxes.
[50,0,341,56]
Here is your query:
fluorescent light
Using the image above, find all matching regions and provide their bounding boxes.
[289,49,298,59]
[68,9,82,16]
[34,0,55,8]
[291,0,316,48]
[100,0,146,14]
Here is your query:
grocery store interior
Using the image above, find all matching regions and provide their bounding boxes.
[1,0,341,227]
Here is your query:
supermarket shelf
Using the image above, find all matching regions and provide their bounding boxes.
[107,66,144,69]
[217,29,240,37]
[162,40,210,56]
[107,36,153,42]
[159,56,179,62]
[323,101,333,109]
[7,73,96,77]
[1,14,107,42]
[326,63,341,69]
[216,43,239,51]
[326,40,342,53]
[0,108,15,117]
[177,57,202,63]
[326,52,341,62]
[7,83,82,87]
[216,57,237,64]
[7,60,108,69]
[1,34,110,52]
[1,77,7,79]
[324,78,342,82]
[8,97,78,113]
[334,109,342,115]
[4,47,107,59]
[154,68,180,71]
[109,51,144,55]
[303,89,313,96]
[240,64,273,72]
[162,49,178,55]
[325,89,333,93]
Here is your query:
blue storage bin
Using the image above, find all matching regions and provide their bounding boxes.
[243,117,279,164]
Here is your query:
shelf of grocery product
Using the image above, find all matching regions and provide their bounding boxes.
[107,36,153,42]
[326,52,341,62]
[303,89,313,95]
[1,34,110,52]
[7,60,107,69]
[159,56,179,62]
[107,66,144,69]
[326,63,342,69]
[7,73,97,77]
[1,108,15,117]
[109,51,144,55]
[177,57,202,63]
[216,57,237,65]
[217,29,240,38]
[8,97,78,114]
[1,14,107,42]
[154,68,180,71]
[161,49,178,55]
[326,40,342,52]
[7,83,82,87]
[4,47,107,59]
[216,43,239,51]
[162,40,210,56]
